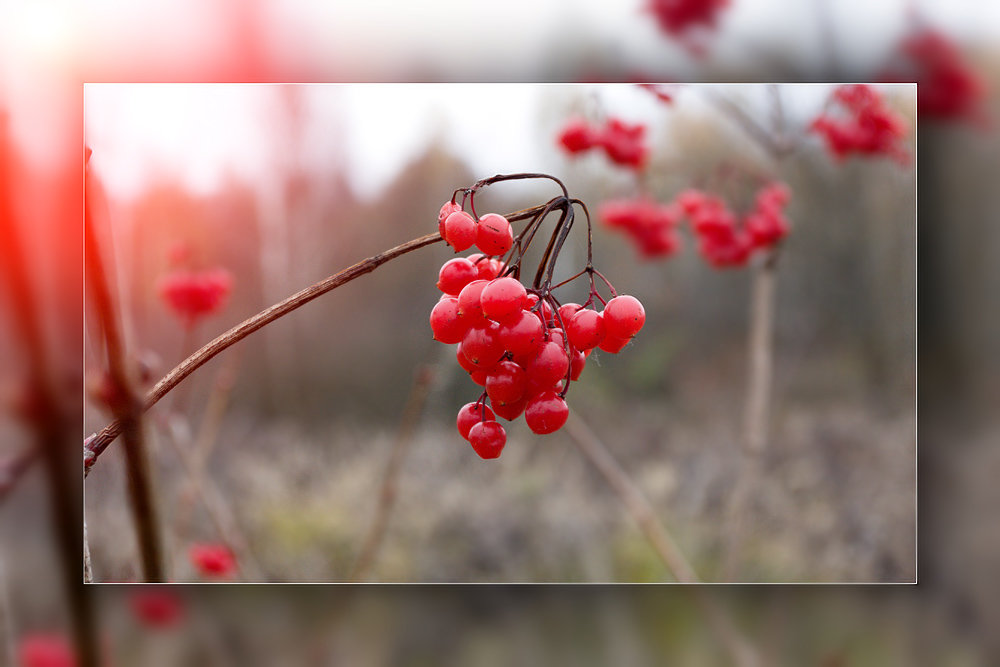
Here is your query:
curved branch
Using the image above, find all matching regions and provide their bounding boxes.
[85,232,443,475]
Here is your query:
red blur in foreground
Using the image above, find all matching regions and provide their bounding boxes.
[130,590,185,628]
[810,85,910,165]
[18,634,77,667]
[158,268,233,329]
[189,543,237,577]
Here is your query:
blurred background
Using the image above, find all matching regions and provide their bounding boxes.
[0,0,997,665]
[80,83,916,586]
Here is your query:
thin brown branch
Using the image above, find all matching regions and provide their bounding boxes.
[85,232,444,474]
[563,412,698,583]
[704,89,787,160]
[86,167,165,581]
[349,365,434,582]
[160,417,265,582]
[564,414,761,667]
[172,353,240,541]
[723,253,778,579]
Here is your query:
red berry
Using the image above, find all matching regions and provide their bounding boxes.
[602,295,645,339]
[461,323,504,368]
[457,401,495,439]
[480,277,527,323]
[476,213,514,256]
[524,391,569,434]
[437,258,478,295]
[456,342,478,374]
[438,201,463,237]
[189,543,236,577]
[570,349,586,381]
[443,211,477,251]
[18,635,76,667]
[598,333,631,354]
[485,360,527,405]
[457,279,489,325]
[131,590,184,628]
[566,308,606,350]
[429,296,468,344]
[492,395,528,421]
[477,258,504,280]
[526,341,570,388]
[499,310,545,358]
[470,369,489,386]
[558,118,597,154]
[467,420,506,459]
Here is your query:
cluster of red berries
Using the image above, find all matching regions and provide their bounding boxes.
[647,0,730,39]
[889,28,987,124]
[599,198,683,259]
[599,183,791,268]
[437,201,514,256]
[432,198,645,459]
[189,542,237,578]
[158,267,233,329]
[809,85,910,165]
[557,117,648,170]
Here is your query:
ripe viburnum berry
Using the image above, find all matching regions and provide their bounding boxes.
[480,277,527,323]
[498,310,545,358]
[189,543,236,577]
[526,341,570,389]
[457,401,496,439]
[457,279,490,325]
[429,296,467,344]
[438,201,463,237]
[599,198,682,258]
[524,391,570,434]
[599,118,648,170]
[461,323,505,368]
[443,210,478,251]
[485,360,528,405]
[476,213,514,256]
[602,295,646,339]
[437,257,479,295]
[647,0,731,39]
[566,308,606,350]
[467,420,506,458]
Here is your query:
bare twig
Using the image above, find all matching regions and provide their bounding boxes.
[172,353,241,540]
[86,165,165,581]
[723,252,778,579]
[160,417,265,582]
[563,412,698,583]
[564,414,760,667]
[349,366,434,582]
[83,518,94,584]
[85,232,444,473]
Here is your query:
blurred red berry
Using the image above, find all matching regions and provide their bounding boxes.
[130,589,184,628]
[189,543,236,577]
[647,0,731,38]
[557,118,598,153]
[158,268,232,329]
[18,634,76,667]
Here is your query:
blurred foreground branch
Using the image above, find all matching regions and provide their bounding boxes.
[86,232,444,474]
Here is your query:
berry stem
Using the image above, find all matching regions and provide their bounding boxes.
[85,231,445,474]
